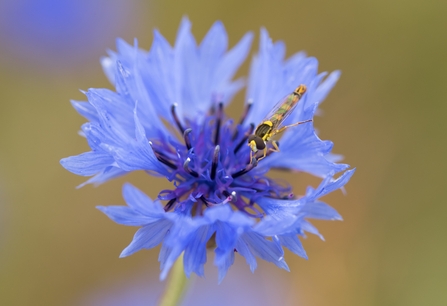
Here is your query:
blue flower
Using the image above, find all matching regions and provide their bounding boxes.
[61,18,355,282]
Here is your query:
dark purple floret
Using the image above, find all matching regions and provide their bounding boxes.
[151,103,291,217]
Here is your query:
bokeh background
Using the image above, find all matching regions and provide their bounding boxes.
[0,0,446,305]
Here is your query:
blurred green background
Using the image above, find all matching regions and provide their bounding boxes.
[1,0,446,305]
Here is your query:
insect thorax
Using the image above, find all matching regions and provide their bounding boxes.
[255,121,273,141]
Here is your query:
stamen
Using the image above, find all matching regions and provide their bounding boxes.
[164,198,177,212]
[233,99,253,140]
[210,191,236,206]
[200,195,209,207]
[149,141,177,170]
[222,191,236,204]
[214,102,223,145]
[183,157,199,177]
[231,157,258,178]
[234,123,255,154]
[284,193,294,199]
[183,128,192,150]
[171,103,185,133]
[242,205,264,218]
[210,145,220,180]
[241,196,264,218]
[240,99,253,124]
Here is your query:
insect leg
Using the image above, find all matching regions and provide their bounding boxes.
[274,119,312,135]
[257,146,268,161]
[262,140,280,158]
[271,140,280,152]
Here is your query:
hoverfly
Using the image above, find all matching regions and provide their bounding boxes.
[248,85,312,161]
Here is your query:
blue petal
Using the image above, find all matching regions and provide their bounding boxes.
[122,183,164,216]
[214,221,237,283]
[167,17,252,121]
[183,225,215,277]
[77,166,127,188]
[215,31,253,91]
[116,37,141,60]
[239,232,289,271]
[96,183,168,227]
[109,107,169,175]
[301,220,324,240]
[198,21,228,86]
[100,55,116,85]
[313,70,341,107]
[86,90,132,142]
[70,100,98,122]
[309,168,356,200]
[264,128,349,177]
[159,219,197,280]
[173,17,200,117]
[120,219,173,257]
[245,28,286,125]
[114,56,167,139]
[278,234,308,259]
[235,237,257,272]
[60,152,114,176]
[160,213,212,279]
[301,201,343,221]
[256,197,301,219]
[203,205,254,282]
[97,205,160,226]
[254,214,300,236]
[145,30,175,125]
[158,239,188,281]
[81,123,110,153]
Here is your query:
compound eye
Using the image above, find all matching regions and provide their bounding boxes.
[254,137,265,150]
[247,135,256,144]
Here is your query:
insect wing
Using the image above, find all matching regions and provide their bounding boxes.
[263,92,300,130]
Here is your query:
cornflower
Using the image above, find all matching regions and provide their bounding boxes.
[61,18,355,283]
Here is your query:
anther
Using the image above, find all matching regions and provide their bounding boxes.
[234,123,255,154]
[183,128,192,150]
[149,141,177,170]
[210,191,235,206]
[200,195,209,207]
[222,191,236,204]
[231,157,257,178]
[183,158,199,177]
[239,99,253,126]
[210,145,220,180]
[214,102,223,145]
[232,100,253,140]
[229,191,236,201]
[242,206,264,218]
[164,198,177,212]
[171,103,185,134]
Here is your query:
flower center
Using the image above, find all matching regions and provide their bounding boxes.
[149,103,293,218]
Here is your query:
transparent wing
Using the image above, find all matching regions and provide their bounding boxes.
[262,91,300,130]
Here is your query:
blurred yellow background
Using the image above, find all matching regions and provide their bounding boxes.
[0,0,446,305]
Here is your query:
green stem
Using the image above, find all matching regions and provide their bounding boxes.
[158,253,190,306]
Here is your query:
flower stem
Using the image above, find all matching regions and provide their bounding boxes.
[158,254,189,306]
